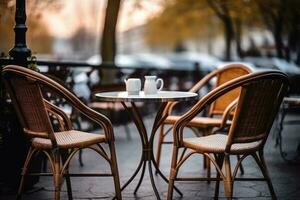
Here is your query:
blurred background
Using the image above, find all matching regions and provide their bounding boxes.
[1,1,300,197]
[1,0,299,74]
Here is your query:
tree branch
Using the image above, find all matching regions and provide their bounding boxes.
[207,0,225,19]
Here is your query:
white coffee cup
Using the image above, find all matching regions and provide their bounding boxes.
[144,76,164,95]
[124,78,141,95]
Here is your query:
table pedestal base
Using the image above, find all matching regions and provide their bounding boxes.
[120,102,182,199]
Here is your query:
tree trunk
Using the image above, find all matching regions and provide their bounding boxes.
[255,0,285,59]
[235,18,244,59]
[297,49,300,66]
[223,16,234,61]
[287,15,299,63]
[273,21,284,59]
[100,0,121,85]
[207,0,234,61]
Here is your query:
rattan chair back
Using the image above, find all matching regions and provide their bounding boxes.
[3,68,55,140]
[208,64,252,116]
[226,75,289,147]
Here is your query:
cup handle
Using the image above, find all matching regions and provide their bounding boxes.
[156,78,164,91]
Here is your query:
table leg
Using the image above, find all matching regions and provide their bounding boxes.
[120,153,144,191]
[149,102,183,196]
[148,159,160,198]
[120,102,147,192]
[134,161,147,194]
[120,102,182,199]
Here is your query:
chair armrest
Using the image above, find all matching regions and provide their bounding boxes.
[165,69,219,116]
[220,98,238,128]
[44,99,73,131]
[211,98,238,134]
[189,68,220,93]
[55,90,115,141]
[164,101,178,115]
[173,95,216,147]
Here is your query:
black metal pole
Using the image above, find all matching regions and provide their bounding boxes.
[9,0,31,67]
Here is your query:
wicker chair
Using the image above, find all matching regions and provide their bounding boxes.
[156,64,252,176]
[2,65,122,200]
[167,70,289,200]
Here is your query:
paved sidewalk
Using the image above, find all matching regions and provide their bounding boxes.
[2,114,300,200]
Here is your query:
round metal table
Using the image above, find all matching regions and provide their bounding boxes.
[95,91,198,199]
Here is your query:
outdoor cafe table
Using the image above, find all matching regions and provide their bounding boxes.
[95,91,198,199]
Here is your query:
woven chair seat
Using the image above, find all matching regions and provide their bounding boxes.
[164,116,231,128]
[32,130,106,149]
[183,134,262,154]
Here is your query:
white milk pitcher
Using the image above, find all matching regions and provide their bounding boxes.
[144,76,164,95]
[124,78,141,95]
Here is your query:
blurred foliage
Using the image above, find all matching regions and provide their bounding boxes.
[255,0,300,62]
[28,55,39,71]
[146,0,216,49]
[206,0,261,60]
[146,0,263,57]
[0,0,60,55]
[146,0,300,62]
[0,0,14,54]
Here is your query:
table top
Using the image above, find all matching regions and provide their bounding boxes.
[95,91,198,102]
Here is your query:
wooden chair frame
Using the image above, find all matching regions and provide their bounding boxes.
[167,70,289,200]
[156,64,252,176]
[2,65,122,200]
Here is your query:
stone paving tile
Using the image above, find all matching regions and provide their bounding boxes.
[1,114,300,199]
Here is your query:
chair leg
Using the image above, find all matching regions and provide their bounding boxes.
[167,146,179,200]
[206,154,211,183]
[223,154,233,199]
[53,151,63,200]
[156,124,165,170]
[78,149,84,167]
[203,130,208,170]
[257,151,277,200]
[214,153,224,199]
[61,150,73,200]
[203,129,212,181]
[109,142,122,200]
[202,129,211,170]
[17,147,36,200]
[236,155,244,175]
[72,116,84,167]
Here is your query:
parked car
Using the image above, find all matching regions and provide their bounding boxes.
[86,54,139,67]
[243,57,300,75]
[131,53,171,69]
[167,52,222,72]
[87,53,171,69]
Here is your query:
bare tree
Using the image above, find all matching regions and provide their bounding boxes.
[100,0,121,84]
[255,0,286,59]
[207,0,234,61]
[101,0,121,63]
